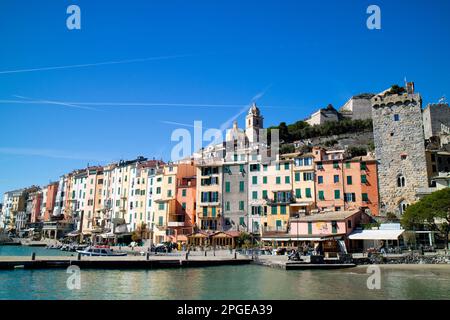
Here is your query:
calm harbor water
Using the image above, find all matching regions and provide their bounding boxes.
[1,246,450,300]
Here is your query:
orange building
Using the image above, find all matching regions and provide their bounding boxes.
[314,147,379,216]
[29,191,42,223]
[43,182,58,221]
[165,161,197,244]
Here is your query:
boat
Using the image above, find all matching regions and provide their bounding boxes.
[61,244,88,252]
[76,246,127,257]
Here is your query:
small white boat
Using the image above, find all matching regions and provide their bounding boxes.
[76,246,127,257]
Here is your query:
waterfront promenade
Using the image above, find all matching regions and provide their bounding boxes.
[0,250,252,270]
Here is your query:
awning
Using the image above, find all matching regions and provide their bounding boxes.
[348,229,404,240]
[290,202,313,207]
[100,232,115,239]
[261,237,341,242]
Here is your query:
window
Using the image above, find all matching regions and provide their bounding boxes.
[271,206,277,215]
[262,190,268,199]
[362,193,369,202]
[334,190,340,199]
[361,175,367,184]
[397,175,406,187]
[239,181,245,192]
[305,188,312,198]
[168,177,172,184]
[276,177,281,184]
[333,161,339,169]
[334,175,339,183]
[394,114,400,121]
[276,220,282,229]
[182,189,187,197]
[317,162,323,170]
[158,203,165,210]
[276,164,280,171]
[239,217,245,226]
[239,164,244,173]
[295,188,301,198]
[344,193,356,202]
[307,222,312,234]
[252,191,258,200]
[250,164,260,172]
[225,182,231,193]
[239,201,245,211]
[347,220,352,228]
[181,202,186,210]
[225,201,230,211]
[263,176,268,184]
[167,190,172,197]
[284,163,289,170]
[285,176,290,184]
[252,176,258,185]
[156,187,161,194]
[295,173,300,182]
[280,205,286,215]
[345,162,351,169]
[347,176,352,185]
[203,207,208,217]
[263,165,268,171]
[318,190,325,200]
[303,172,313,181]
[318,176,323,184]
[211,207,216,217]
[331,221,337,234]
[360,162,367,170]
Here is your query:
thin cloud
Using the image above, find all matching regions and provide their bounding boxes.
[0,99,299,109]
[161,120,215,130]
[0,54,190,75]
[0,147,111,162]
[13,95,98,111]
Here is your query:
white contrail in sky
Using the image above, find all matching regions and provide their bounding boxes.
[0,54,190,75]
[13,95,97,111]
[0,147,111,162]
[0,99,298,109]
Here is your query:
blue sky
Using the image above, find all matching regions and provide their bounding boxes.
[0,0,450,197]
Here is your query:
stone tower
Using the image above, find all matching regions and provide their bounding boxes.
[371,84,429,216]
[245,102,264,144]
[422,103,450,146]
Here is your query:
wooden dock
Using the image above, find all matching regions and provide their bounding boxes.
[285,262,356,270]
[253,256,356,270]
[0,255,252,270]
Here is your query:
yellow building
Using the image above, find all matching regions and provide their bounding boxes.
[261,158,293,233]
[284,152,316,216]
[196,159,222,231]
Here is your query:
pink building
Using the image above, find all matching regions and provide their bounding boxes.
[289,209,371,250]
[313,147,379,216]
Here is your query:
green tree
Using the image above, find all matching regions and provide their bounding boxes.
[401,188,450,249]
[236,232,253,248]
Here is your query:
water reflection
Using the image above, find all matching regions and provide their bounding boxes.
[1,265,450,300]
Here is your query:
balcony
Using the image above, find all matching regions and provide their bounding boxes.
[168,221,186,227]
[199,201,220,206]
